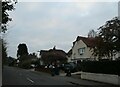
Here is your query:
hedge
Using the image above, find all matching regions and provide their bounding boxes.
[79,60,120,76]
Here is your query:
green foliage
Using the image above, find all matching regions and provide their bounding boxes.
[2,0,17,33]
[93,17,120,59]
[2,39,7,65]
[79,60,120,76]
[18,59,31,69]
[1,0,17,66]
[7,57,16,66]
[99,17,120,52]
[92,37,106,59]
[17,43,29,58]
[18,54,38,69]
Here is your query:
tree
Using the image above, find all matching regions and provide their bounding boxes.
[1,0,17,66]
[92,36,110,59]
[93,17,120,59]
[1,0,17,33]
[17,43,30,68]
[17,43,29,58]
[88,29,97,38]
[2,39,7,65]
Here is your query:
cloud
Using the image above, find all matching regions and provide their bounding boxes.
[23,2,41,12]
[6,2,118,58]
[75,2,95,11]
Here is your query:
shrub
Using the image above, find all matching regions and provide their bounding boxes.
[18,60,31,69]
[79,60,120,76]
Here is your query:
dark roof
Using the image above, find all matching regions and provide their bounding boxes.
[40,47,67,60]
[40,50,48,55]
[73,36,96,47]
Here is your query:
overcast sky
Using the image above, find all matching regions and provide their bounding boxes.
[4,0,119,58]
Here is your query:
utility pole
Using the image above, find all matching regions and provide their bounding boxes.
[118,1,120,20]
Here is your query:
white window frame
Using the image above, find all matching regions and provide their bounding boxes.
[78,47,85,55]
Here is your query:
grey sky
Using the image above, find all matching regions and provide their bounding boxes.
[5,1,119,58]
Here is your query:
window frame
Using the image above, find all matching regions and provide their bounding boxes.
[78,47,85,55]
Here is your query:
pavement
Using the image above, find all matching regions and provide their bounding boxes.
[59,70,118,86]
[33,70,116,86]
[59,71,81,76]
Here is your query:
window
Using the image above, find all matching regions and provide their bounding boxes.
[78,47,85,55]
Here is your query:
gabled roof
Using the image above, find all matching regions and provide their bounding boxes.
[73,36,96,48]
[40,47,67,60]
[40,50,48,55]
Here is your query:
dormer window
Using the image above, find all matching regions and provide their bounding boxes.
[78,47,85,55]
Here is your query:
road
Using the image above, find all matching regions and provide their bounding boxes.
[2,66,114,86]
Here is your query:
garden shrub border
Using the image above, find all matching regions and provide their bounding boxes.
[79,60,120,76]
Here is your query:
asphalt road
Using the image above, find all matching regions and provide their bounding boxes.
[2,66,115,86]
[3,66,73,85]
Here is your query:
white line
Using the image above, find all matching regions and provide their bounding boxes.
[27,78,34,83]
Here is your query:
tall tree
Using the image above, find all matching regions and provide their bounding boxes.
[1,0,17,33]
[2,39,7,64]
[1,0,17,65]
[17,43,29,58]
[92,36,109,59]
[93,17,120,59]
[88,29,97,38]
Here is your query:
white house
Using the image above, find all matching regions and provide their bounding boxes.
[68,36,96,62]
[68,36,120,62]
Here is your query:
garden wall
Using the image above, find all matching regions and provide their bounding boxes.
[81,72,120,85]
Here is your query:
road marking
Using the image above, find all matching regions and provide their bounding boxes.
[27,78,34,83]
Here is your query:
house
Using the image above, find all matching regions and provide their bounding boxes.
[39,46,67,65]
[67,49,72,62]
[68,36,97,62]
[68,36,120,62]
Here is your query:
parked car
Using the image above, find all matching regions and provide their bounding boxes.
[30,64,35,68]
[63,62,78,73]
